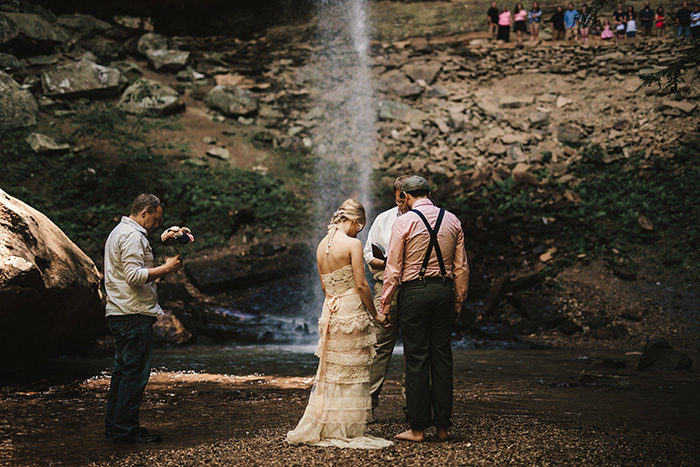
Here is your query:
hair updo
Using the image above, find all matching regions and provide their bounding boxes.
[328,199,366,231]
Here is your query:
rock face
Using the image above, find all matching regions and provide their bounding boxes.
[41,60,122,98]
[118,78,184,116]
[205,85,259,117]
[0,71,38,129]
[0,189,104,361]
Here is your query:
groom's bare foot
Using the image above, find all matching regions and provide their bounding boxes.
[394,429,424,442]
[436,427,451,441]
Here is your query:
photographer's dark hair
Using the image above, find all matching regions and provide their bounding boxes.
[130,193,162,215]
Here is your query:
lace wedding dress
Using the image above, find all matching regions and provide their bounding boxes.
[286,264,393,449]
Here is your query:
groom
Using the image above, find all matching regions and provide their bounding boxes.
[380,176,469,442]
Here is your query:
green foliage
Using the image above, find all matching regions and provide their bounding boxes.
[0,107,310,258]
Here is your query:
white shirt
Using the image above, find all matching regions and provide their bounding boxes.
[104,216,162,317]
[363,206,401,281]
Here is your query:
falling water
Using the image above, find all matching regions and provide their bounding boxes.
[310,0,376,226]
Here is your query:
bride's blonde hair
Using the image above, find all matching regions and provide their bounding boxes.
[328,199,366,232]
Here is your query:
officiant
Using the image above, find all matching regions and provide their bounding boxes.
[363,175,410,415]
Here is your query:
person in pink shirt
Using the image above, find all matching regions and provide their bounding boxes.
[513,3,528,45]
[497,5,513,42]
[381,176,469,442]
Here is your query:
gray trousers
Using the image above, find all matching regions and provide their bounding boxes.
[369,281,402,410]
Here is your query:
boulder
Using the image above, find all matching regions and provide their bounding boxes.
[205,84,259,117]
[0,12,67,49]
[0,71,38,129]
[136,32,169,55]
[146,49,190,71]
[154,309,192,344]
[637,336,692,371]
[184,243,314,293]
[378,100,427,123]
[0,189,104,361]
[41,60,122,98]
[402,59,442,85]
[118,78,184,116]
[206,146,231,160]
[57,13,111,33]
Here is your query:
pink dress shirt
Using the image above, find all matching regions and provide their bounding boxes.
[380,198,469,310]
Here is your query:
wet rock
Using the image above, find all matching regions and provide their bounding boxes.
[184,243,313,294]
[118,78,184,116]
[0,189,104,361]
[0,71,38,129]
[57,13,111,33]
[0,12,67,50]
[154,309,192,345]
[25,132,69,153]
[637,336,692,371]
[146,49,190,71]
[0,52,20,70]
[205,84,259,117]
[136,32,169,55]
[402,59,442,85]
[378,100,427,123]
[113,15,155,32]
[41,60,122,98]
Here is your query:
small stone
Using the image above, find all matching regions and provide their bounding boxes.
[206,147,230,160]
[203,136,217,145]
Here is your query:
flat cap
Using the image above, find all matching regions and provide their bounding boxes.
[401,175,431,193]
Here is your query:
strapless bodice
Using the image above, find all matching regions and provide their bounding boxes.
[321,264,356,296]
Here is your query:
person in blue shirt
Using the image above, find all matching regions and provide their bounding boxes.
[564,2,579,40]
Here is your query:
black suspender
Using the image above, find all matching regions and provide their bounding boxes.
[410,208,447,279]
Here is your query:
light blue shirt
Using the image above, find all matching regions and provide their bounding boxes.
[564,9,578,28]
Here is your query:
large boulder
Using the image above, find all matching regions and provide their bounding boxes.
[0,71,39,129]
[637,336,692,371]
[0,189,104,361]
[136,32,169,56]
[0,12,67,49]
[205,84,259,117]
[401,59,442,85]
[118,78,184,116]
[41,60,122,98]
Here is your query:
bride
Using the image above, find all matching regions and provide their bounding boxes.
[286,199,393,449]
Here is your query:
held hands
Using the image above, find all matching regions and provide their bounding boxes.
[374,312,391,328]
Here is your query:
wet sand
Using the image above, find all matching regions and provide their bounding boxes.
[2,348,700,466]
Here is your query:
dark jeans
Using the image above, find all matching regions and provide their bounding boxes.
[398,278,455,430]
[105,314,156,441]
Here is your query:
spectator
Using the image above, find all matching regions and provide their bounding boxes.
[564,2,579,40]
[639,1,655,38]
[676,2,691,38]
[592,16,602,37]
[579,4,590,43]
[488,2,500,40]
[498,5,513,42]
[528,2,543,41]
[627,6,637,39]
[656,6,666,38]
[601,18,614,39]
[613,3,627,41]
[514,3,528,45]
[550,5,566,40]
[691,4,700,39]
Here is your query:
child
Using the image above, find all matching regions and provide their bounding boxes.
[601,18,614,39]
[626,16,637,38]
[655,6,665,38]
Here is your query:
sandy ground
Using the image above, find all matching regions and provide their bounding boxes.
[2,347,699,467]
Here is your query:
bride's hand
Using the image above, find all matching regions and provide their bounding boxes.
[375,312,390,328]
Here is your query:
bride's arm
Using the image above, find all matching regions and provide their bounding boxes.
[349,239,384,323]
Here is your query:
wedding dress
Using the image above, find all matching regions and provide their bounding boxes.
[286,263,393,449]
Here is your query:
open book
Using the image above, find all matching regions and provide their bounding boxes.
[371,243,386,262]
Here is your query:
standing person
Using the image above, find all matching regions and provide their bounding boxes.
[639,1,655,38]
[528,1,543,41]
[691,4,700,39]
[613,3,627,42]
[364,175,410,415]
[487,1,500,40]
[287,199,392,449]
[514,3,528,45]
[579,4,590,43]
[627,5,637,39]
[381,176,469,442]
[564,2,579,41]
[656,6,666,37]
[601,18,614,39]
[498,4,513,42]
[550,5,566,41]
[676,2,692,38]
[104,193,182,444]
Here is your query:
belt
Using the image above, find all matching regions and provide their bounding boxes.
[402,276,453,287]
